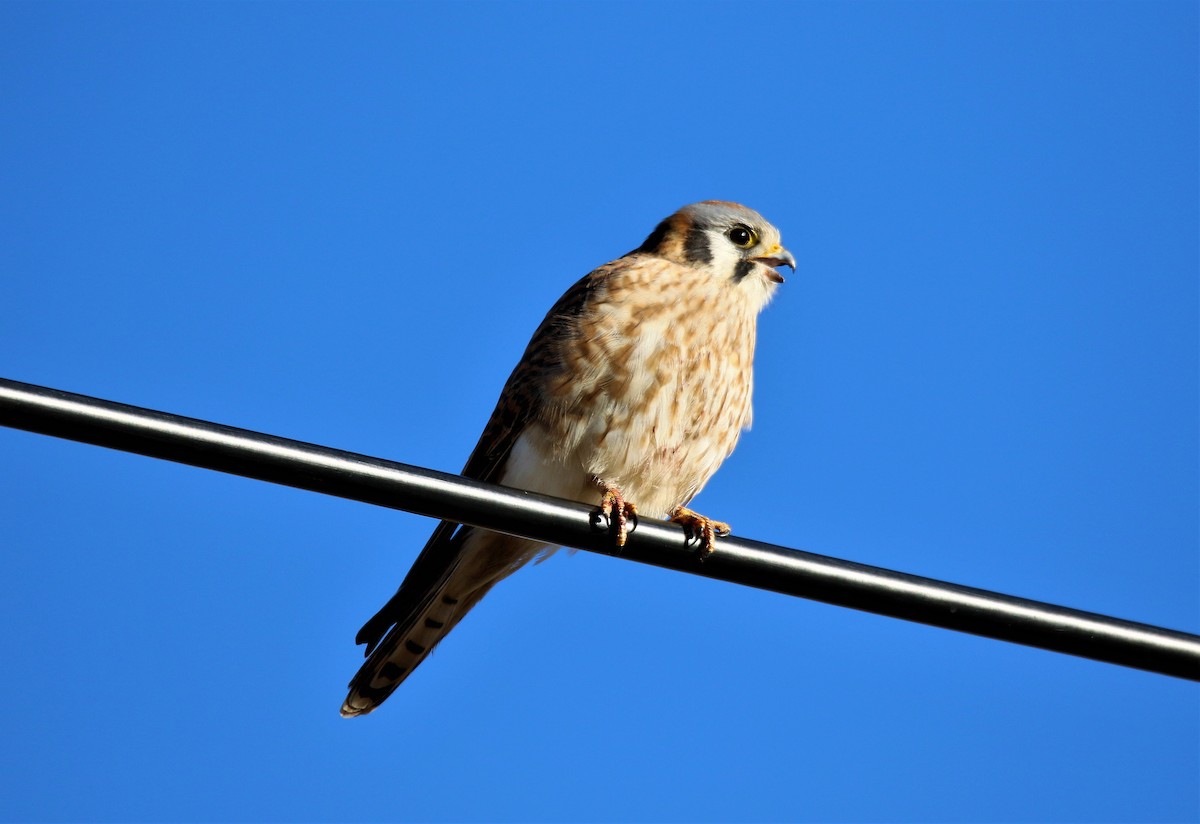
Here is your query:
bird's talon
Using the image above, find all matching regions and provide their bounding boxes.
[669,506,730,559]
[588,510,607,533]
[598,486,638,547]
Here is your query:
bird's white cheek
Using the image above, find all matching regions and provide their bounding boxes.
[708,242,744,280]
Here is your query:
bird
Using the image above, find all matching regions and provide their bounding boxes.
[341,200,794,717]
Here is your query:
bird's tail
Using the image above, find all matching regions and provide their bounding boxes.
[341,524,545,717]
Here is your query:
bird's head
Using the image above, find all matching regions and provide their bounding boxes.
[632,201,795,305]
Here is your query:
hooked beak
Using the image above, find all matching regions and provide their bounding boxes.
[751,244,796,284]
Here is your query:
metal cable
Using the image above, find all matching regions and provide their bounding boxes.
[2,376,1197,681]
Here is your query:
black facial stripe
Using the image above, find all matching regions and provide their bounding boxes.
[684,226,712,264]
[633,219,670,254]
[732,259,755,281]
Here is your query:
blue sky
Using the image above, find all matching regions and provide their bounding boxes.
[1,2,1196,821]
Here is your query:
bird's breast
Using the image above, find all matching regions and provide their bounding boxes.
[536,275,758,516]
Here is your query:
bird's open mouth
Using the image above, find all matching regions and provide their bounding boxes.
[752,255,795,283]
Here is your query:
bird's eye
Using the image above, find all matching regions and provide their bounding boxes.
[727,224,758,249]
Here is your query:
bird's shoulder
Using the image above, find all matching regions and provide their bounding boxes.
[458,254,678,482]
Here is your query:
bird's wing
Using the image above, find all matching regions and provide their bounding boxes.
[459,266,606,483]
[347,267,612,681]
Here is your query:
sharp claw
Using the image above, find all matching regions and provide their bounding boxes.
[669,506,730,560]
[598,486,638,547]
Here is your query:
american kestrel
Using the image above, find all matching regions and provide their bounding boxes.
[341,201,793,717]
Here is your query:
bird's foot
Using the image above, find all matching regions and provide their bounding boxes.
[669,506,730,559]
[598,485,638,547]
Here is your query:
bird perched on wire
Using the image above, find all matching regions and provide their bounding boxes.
[342,200,794,717]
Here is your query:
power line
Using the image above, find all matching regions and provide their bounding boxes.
[2,376,1197,682]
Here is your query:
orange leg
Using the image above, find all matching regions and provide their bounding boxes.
[669,506,731,559]
[598,485,638,547]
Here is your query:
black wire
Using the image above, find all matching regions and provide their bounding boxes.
[2,376,1197,681]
